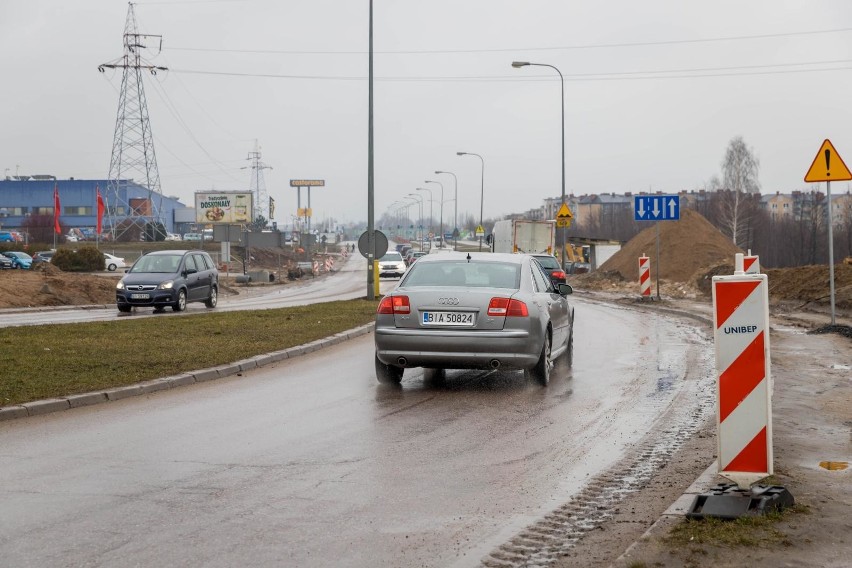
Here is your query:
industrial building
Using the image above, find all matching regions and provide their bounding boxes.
[0,176,187,239]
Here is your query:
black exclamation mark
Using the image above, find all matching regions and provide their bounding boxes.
[825,148,831,177]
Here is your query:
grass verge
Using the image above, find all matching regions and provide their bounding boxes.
[664,504,808,548]
[0,299,378,406]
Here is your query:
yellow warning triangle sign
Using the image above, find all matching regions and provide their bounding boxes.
[556,203,573,219]
[804,139,852,182]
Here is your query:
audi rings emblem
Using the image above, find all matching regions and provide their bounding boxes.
[437,297,460,305]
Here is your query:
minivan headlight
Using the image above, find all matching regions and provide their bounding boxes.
[158,280,174,290]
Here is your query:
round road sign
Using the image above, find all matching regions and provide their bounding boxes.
[357,230,389,259]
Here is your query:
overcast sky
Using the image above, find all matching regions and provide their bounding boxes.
[2,0,852,228]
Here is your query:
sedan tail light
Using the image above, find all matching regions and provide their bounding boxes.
[487,297,528,317]
[377,295,411,315]
[551,270,566,280]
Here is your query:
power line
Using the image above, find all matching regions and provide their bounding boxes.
[169,59,852,83]
[166,26,852,55]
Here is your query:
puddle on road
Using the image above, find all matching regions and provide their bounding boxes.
[819,461,849,471]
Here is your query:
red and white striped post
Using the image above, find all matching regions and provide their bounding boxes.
[712,253,773,489]
[743,249,760,274]
[639,255,651,297]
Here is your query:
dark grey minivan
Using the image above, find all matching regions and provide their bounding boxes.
[116,250,218,313]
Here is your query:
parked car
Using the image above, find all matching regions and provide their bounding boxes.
[182,232,202,242]
[103,253,127,272]
[33,250,56,264]
[4,251,33,269]
[408,251,427,265]
[165,233,182,241]
[531,254,567,287]
[0,253,13,269]
[377,251,407,278]
[116,250,218,313]
[374,252,574,386]
[0,231,16,243]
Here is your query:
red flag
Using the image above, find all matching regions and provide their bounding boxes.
[53,183,61,235]
[96,185,105,234]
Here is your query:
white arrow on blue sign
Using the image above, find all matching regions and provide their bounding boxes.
[634,195,680,221]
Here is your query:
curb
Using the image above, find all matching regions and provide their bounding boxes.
[0,322,375,422]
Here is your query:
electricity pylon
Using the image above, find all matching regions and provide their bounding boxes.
[243,141,272,226]
[99,3,167,241]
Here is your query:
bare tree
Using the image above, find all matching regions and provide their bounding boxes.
[717,136,761,246]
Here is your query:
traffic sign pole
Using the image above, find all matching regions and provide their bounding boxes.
[803,139,851,326]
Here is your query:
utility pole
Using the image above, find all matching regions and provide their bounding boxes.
[242,140,272,225]
[99,3,167,241]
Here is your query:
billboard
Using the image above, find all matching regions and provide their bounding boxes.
[194,192,253,224]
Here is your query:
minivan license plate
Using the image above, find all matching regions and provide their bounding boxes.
[130,293,150,299]
[422,311,474,326]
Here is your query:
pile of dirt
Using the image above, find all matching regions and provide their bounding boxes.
[0,266,118,309]
[765,264,852,310]
[597,208,742,284]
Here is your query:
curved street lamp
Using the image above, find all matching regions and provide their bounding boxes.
[512,60,566,266]
[435,170,458,248]
[424,180,444,247]
[457,151,485,251]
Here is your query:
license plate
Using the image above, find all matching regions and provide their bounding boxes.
[422,311,474,326]
[130,293,150,299]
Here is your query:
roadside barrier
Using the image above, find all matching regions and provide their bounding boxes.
[639,255,651,297]
[711,252,772,489]
[324,257,334,272]
[744,250,760,274]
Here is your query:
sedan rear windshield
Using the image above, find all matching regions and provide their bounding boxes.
[403,261,520,289]
[534,255,560,269]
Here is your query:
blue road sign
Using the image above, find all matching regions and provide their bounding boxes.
[634,195,680,221]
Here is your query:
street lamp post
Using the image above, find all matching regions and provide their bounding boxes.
[435,170,457,248]
[407,193,424,245]
[457,151,485,251]
[416,187,433,248]
[424,180,444,247]
[512,60,566,266]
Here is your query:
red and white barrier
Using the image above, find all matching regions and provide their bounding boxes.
[324,257,334,272]
[743,249,760,274]
[639,255,651,297]
[712,253,772,489]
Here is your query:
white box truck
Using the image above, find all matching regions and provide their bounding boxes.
[491,219,556,255]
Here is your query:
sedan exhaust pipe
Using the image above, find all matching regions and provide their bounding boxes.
[397,357,408,367]
[489,359,501,369]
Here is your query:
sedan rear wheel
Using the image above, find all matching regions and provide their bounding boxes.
[172,289,187,312]
[375,353,403,384]
[108,264,117,272]
[525,333,552,386]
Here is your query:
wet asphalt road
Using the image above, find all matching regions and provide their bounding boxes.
[0,286,712,566]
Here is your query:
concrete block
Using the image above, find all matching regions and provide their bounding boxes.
[23,398,71,416]
[138,379,173,395]
[65,392,109,408]
[105,385,143,401]
[253,354,276,368]
[215,363,242,377]
[192,369,221,383]
[268,350,290,363]
[235,359,259,372]
[0,406,29,421]
[167,374,197,388]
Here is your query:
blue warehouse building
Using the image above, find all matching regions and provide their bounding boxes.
[0,176,187,238]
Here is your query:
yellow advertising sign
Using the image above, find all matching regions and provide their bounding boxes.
[804,139,852,182]
[297,207,313,218]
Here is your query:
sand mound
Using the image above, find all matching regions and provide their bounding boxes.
[598,209,742,284]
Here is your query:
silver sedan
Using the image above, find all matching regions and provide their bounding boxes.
[374,252,574,386]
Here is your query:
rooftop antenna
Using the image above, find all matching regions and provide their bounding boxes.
[98,2,167,241]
